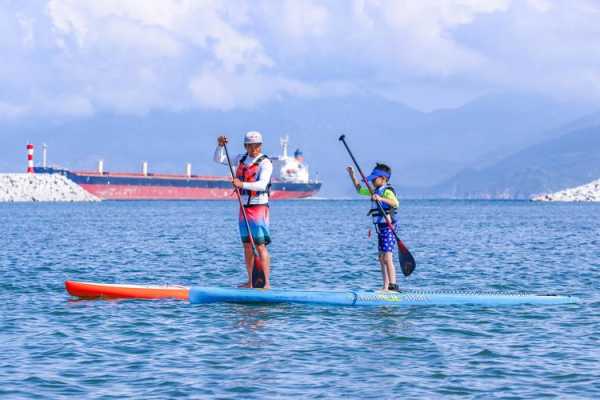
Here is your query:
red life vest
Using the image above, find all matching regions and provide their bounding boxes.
[236,154,271,204]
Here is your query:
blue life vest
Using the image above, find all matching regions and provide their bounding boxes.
[367,185,397,225]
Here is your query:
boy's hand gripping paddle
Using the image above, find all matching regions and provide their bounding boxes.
[338,134,416,277]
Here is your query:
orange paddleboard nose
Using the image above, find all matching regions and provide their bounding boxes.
[65,280,189,300]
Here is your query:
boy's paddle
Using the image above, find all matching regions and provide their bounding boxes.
[338,134,416,277]
[223,141,266,288]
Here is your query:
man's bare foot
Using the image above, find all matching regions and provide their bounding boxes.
[263,283,271,289]
[238,281,251,288]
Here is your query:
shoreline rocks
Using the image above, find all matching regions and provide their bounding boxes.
[0,173,100,202]
[531,178,600,202]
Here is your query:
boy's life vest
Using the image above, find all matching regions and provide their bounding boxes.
[236,154,271,205]
[367,184,398,225]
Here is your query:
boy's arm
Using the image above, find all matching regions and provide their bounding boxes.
[381,189,399,208]
[357,186,371,196]
[346,166,362,191]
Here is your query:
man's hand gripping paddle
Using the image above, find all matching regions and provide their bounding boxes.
[223,141,266,288]
[338,134,416,277]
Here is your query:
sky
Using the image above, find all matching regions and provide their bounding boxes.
[1,0,600,121]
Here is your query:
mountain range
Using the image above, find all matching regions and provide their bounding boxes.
[0,92,597,198]
[417,114,600,199]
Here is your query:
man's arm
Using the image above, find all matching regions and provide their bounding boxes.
[213,146,228,165]
[213,136,240,166]
[242,158,272,192]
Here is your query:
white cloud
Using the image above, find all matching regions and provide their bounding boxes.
[41,94,94,117]
[347,0,509,75]
[16,13,35,48]
[0,101,28,119]
[527,0,553,12]
[189,67,317,111]
[34,0,280,114]
[266,0,329,39]
[0,0,599,117]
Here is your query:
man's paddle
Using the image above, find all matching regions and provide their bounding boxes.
[222,141,266,288]
[338,134,416,277]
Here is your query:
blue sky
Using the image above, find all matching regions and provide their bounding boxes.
[1,0,599,120]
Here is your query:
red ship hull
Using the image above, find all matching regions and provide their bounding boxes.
[34,167,321,200]
[79,183,318,200]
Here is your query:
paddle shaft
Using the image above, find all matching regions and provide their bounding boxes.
[339,134,415,278]
[338,135,400,240]
[222,143,259,257]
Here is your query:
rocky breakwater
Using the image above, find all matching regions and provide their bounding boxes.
[0,173,100,202]
[532,178,600,202]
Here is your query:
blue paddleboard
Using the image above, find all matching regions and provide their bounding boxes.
[189,287,579,307]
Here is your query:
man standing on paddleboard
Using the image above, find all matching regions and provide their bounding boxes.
[215,131,273,288]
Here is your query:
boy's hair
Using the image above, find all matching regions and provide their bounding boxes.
[375,163,391,177]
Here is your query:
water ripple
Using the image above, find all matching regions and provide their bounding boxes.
[0,200,598,399]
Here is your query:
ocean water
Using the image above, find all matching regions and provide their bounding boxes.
[1,200,598,399]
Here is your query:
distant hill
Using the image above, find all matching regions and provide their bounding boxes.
[420,116,600,199]
[0,92,593,196]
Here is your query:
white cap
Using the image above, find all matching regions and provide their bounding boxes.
[244,131,263,144]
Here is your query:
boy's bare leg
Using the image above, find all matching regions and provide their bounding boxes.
[384,252,397,288]
[379,252,390,290]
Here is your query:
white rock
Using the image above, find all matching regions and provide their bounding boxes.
[531,178,600,202]
[0,173,100,202]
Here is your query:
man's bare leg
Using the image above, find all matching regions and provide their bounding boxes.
[239,242,254,288]
[256,244,270,289]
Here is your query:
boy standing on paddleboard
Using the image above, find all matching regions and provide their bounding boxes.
[347,163,400,291]
[215,131,273,288]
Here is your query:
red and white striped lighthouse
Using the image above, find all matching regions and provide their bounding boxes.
[26,144,34,173]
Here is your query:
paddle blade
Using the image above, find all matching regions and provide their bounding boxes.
[252,257,266,288]
[397,239,416,277]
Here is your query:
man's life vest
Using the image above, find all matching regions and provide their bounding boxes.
[367,184,397,225]
[236,154,271,205]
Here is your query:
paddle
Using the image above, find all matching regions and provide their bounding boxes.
[222,141,266,288]
[338,134,416,277]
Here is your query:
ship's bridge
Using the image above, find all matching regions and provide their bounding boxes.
[271,137,312,183]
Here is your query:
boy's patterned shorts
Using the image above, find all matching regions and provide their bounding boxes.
[377,224,396,253]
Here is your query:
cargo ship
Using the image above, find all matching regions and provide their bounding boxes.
[32,137,321,200]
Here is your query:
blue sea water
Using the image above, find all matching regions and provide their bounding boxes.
[1,200,598,399]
